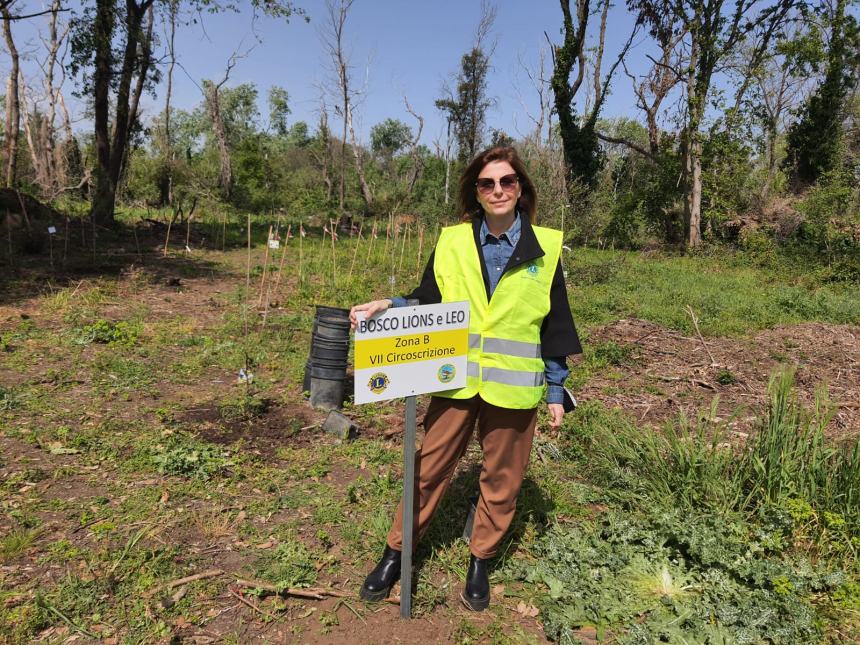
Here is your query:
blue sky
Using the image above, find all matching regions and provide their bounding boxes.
[7,1,656,146]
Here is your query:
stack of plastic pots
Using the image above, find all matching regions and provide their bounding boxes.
[304,305,351,410]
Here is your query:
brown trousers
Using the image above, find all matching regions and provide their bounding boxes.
[386,395,537,559]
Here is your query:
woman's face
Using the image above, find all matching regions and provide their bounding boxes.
[476,160,521,220]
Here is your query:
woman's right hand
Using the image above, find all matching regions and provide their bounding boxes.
[349,299,392,330]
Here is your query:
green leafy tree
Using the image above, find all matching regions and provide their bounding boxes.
[268,85,291,136]
[370,118,412,158]
[629,0,796,246]
[435,1,495,163]
[785,0,860,186]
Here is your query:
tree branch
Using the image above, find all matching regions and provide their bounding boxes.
[596,131,658,161]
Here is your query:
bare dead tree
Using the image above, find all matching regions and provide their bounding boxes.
[19,85,49,189]
[2,3,20,187]
[403,95,424,196]
[599,29,687,158]
[204,48,251,200]
[308,94,334,202]
[36,0,66,193]
[745,39,809,196]
[515,46,553,146]
[323,0,372,212]
[592,0,611,104]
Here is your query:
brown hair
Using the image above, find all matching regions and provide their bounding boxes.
[456,146,537,224]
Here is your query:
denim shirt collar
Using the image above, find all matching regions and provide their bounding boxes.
[480,210,521,247]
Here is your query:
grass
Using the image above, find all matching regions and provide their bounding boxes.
[584,368,860,534]
[1,223,858,642]
[0,527,40,563]
[565,247,860,335]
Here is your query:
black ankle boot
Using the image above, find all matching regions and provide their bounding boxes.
[360,545,401,601]
[460,554,490,611]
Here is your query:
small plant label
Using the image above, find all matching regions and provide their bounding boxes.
[47,226,57,235]
[268,239,280,249]
[353,301,469,404]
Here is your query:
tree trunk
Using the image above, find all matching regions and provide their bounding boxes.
[161,0,178,206]
[126,4,154,135]
[687,138,703,247]
[318,107,333,201]
[346,102,372,208]
[91,0,117,224]
[2,7,20,188]
[90,0,154,225]
[206,83,233,199]
[20,91,48,189]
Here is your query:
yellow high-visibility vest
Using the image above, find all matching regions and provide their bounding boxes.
[433,221,561,409]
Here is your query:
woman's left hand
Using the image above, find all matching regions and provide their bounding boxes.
[547,403,564,430]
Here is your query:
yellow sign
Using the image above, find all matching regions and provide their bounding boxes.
[354,301,470,404]
[355,328,467,369]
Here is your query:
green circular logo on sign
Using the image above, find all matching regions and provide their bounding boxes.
[437,364,456,384]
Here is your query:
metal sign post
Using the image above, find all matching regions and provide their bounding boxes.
[353,301,469,619]
[400,395,417,618]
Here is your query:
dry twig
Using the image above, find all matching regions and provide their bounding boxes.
[234,578,350,599]
[684,305,718,367]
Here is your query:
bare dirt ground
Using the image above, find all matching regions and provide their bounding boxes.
[579,318,860,439]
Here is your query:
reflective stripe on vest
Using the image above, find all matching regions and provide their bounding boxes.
[432,221,561,409]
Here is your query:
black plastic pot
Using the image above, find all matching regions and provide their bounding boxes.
[309,376,345,411]
[312,344,350,361]
[315,305,350,320]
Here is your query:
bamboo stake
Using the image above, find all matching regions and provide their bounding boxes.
[6,210,12,267]
[63,213,69,266]
[264,225,290,327]
[415,226,424,281]
[270,224,290,298]
[330,218,337,288]
[383,212,392,258]
[299,219,305,286]
[365,221,377,265]
[257,225,273,308]
[221,210,227,251]
[347,222,363,282]
[245,212,252,299]
[397,222,408,273]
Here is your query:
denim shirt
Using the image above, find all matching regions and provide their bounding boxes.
[391,213,569,404]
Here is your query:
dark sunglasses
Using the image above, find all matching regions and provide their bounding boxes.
[476,174,519,194]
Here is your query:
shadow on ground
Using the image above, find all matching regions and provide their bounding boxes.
[412,462,555,581]
[0,219,236,308]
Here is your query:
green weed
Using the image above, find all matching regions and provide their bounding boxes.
[73,319,140,346]
[0,386,21,411]
[504,509,828,644]
[255,539,319,591]
[0,527,40,562]
[151,436,232,479]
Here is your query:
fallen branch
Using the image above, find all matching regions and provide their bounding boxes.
[167,568,224,590]
[227,586,279,621]
[684,306,718,367]
[234,578,350,599]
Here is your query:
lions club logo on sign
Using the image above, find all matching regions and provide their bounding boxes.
[437,364,456,384]
[368,372,390,394]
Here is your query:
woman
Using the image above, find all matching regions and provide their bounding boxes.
[350,145,581,611]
